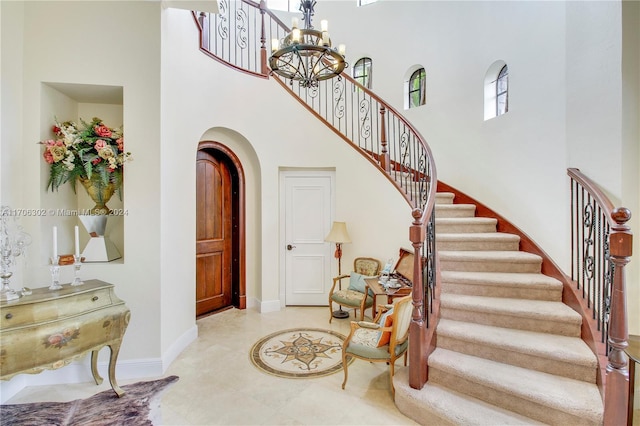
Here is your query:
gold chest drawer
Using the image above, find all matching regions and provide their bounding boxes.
[0,280,130,396]
[0,288,113,329]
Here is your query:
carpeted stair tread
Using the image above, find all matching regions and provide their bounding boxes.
[439,250,542,273]
[435,204,477,218]
[440,293,582,336]
[437,232,520,251]
[440,270,563,300]
[436,217,497,233]
[436,319,597,382]
[393,370,545,426]
[428,349,603,425]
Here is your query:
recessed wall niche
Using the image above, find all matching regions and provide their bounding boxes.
[40,82,125,263]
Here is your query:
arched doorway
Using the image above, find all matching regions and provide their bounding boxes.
[196,141,246,317]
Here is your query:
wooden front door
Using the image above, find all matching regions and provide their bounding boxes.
[196,150,233,316]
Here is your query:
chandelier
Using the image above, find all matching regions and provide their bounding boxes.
[269,0,346,88]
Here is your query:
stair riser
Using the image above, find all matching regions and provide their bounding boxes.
[441,282,562,301]
[439,307,582,337]
[429,368,601,426]
[436,334,597,382]
[436,223,496,233]
[435,194,454,204]
[435,207,476,218]
[436,240,519,251]
[439,259,541,273]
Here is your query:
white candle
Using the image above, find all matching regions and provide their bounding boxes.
[52,226,58,259]
[271,39,279,53]
[338,44,346,56]
[74,226,80,257]
[320,20,328,32]
[291,18,299,29]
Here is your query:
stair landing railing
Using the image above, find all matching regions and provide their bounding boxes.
[568,167,632,426]
[193,0,438,390]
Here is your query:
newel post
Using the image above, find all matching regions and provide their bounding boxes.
[409,208,427,389]
[604,207,632,426]
[259,0,269,76]
[379,106,391,172]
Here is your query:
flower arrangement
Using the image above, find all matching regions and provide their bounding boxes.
[40,117,132,200]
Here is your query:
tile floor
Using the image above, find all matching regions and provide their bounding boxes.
[5,306,418,425]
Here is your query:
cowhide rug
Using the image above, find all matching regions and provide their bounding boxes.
[0,375,179,426]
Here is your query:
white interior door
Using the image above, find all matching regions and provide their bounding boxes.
[281,171,334,306]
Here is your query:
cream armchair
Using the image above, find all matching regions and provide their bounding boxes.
[328,257,381,323]
[341,295,412,395]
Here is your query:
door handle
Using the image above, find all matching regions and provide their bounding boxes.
[286,244,296,250]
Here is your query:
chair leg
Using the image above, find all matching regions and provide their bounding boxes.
[329,303,334,323]
[389,358,396,396]
[342,352,349,390]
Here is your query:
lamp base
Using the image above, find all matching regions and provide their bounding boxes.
[332,309,350,319]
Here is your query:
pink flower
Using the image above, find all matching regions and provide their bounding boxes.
[94,139,107,151]
[52,125,61,136]
[116,137,124,152]
[92,158,102,165]
[43,149,54,164]
[94,124,112,138]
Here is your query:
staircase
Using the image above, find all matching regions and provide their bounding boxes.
[394,192,604,425]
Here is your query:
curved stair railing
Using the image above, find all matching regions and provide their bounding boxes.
[568,168,632,426]
[193,0,438,390]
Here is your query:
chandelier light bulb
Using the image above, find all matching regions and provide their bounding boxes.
[292,28,301,43]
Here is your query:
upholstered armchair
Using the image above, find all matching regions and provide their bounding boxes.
[341,295,412,396]
[328,257,381,323]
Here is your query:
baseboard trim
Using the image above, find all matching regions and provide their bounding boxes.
[260,299,281,313]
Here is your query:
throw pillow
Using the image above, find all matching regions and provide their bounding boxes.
[376,307,394,347]
[347,272,376,296]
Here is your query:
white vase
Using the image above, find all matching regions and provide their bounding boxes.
[78,215,121,262]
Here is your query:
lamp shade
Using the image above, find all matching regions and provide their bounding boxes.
[325,221,351,244]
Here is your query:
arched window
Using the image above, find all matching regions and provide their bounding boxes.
[496,65,509,116]
[353,57,372,89]
[408,68,426,109]
[484,60,509,120]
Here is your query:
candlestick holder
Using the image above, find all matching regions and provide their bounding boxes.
[49,256,62,290]
[71,255,84,286]
[1,206,32,301]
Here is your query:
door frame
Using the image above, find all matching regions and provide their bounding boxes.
[197,141,246,311]
[278,169,336,307]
